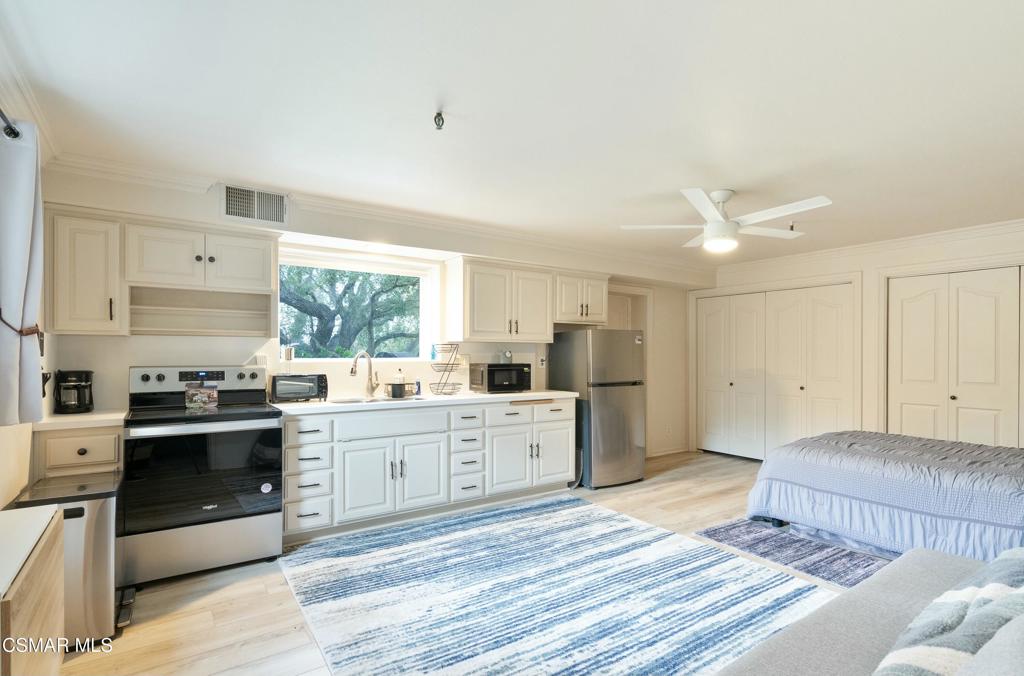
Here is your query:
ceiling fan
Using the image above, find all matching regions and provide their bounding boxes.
[621,188,832,253]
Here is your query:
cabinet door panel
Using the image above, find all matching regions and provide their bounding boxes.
[765,289,805,449]
[486,425,533,494]
[729,293,765,459]
[204,234,274,291]
[534,422,575,484]
[466,264,513,340]
[52,217,124,333]
[396,434,449,511]
[697,296,731,452]
[583,278,609,323]
[512,270,553,342]
[888,274,949,439]
[125,224,206,287]
[555,275,585,322]
[949,267,1018,445]
[338,439,395,522]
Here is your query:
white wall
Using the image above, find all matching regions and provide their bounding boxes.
[647,285,687,455]
[699,218,1024,440]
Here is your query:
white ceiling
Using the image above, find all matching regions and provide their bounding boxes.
[3,0,1024,266]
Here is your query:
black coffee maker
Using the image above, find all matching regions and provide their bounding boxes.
[54,370,94,414]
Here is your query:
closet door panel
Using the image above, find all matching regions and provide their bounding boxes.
[948,267,1018,446]
[887,274,949,439]
[766,289,806,450]
[697,297,731,452]
[729,293,766,458]
[805,284,854,436]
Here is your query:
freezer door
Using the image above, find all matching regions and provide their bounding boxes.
[589,329,645,384]
[587,383,646,487]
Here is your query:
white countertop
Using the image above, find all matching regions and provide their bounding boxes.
[33,409,127,432]
[275,390,578,415]
[0,504,58,596]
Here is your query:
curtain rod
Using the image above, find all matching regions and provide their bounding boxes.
[0,106,21,139]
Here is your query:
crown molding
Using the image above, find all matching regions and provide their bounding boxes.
[0,16,59,160]
[718,217,1024,278]
[45,152,216,194]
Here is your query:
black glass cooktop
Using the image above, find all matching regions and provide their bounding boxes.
[124,403,282,427]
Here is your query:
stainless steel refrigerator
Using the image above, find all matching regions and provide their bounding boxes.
[549,328,646,488]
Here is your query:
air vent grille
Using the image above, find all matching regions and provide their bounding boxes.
[223,185,287,224]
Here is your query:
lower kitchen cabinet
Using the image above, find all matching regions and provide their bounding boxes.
[534,421,575,484]
[338,439,396,522]
[396,433,449,510]
[487,424,534,494]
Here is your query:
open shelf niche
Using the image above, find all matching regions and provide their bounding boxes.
[129,286,273,337]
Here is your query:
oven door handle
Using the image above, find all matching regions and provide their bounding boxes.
[125,417,282,439]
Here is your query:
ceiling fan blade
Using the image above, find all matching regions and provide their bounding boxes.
[734,196,832,227]
[680,188,724,223]
[737,225,805,239]
[682,233,705,248]
[620,224,705,230]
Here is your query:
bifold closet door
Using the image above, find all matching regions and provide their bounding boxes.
[890,267,1019,445]
[696,296,731,453]
[765,289,806,450]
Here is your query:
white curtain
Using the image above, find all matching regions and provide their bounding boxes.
[0,119,43,426]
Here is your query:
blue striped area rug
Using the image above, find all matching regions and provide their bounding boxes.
[696,519,891,588]
[279,496,835,674]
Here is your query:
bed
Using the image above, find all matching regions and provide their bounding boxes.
[747,430,1024,561]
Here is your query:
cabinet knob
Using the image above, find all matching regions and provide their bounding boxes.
[208,256,216,263]
[729,382,734,386]
[950,395,958,400]
[195,254,203,262]
[799,386,805,391]
[76,448,88,456]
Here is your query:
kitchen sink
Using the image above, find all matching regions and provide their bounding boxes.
[329,396,425,404]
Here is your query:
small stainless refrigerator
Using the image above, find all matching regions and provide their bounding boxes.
[549,328,646,488]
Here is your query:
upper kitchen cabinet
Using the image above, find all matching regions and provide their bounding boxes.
[554,273,609,324]
[49,216,128,334]
[446,258,553,343]
[125,223,275,293]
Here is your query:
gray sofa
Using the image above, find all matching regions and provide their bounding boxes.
[718,548,983,676]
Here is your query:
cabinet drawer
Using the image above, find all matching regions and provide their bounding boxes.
[45,433,118,469]
[285,417,333,446]
[485,406,534,426]
[451,473,485,501]
[335,408,447,441]
[284,445,333,474]
[451,450,485,475]
[285,497,333,532]
[450,408,484,430]
[284,470,333,502]
[534,401,574,422]
[450,431,484,452]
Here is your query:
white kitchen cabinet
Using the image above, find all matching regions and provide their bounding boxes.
[554,273,609,324]
[446,258,553,342]
[533,421,575,484]
[337,438,396,522]
[396,433,449,510]
[125,223,274,292]
[888,267,1019,446]
[50,216,127,334]
[486,424,534,494]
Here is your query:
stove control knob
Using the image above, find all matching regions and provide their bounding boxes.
[249,372,258,380]
[140,373,151,382]
[156,373,165,382]
[237,373,246,380]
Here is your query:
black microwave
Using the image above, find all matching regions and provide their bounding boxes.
[469,363,531,393]
[270,374,328,402]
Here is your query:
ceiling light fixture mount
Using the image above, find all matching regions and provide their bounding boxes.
[434,111,444,130]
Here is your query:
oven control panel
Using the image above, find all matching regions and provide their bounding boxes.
[129,366,267,392]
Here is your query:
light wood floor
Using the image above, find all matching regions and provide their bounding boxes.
[63,451,766,676]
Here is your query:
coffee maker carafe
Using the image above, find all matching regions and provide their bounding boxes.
[54,370,94,414]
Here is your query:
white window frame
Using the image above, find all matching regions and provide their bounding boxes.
[278,244,441,361]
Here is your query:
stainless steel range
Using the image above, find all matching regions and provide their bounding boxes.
[118,365,282,586]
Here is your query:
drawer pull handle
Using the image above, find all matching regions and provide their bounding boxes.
[460,460,479,465]
[461,438,478,442]
[64,507,85,520]
[298,456,323,461]
[297,429,322,434]
[460,415,477,420]
[297,483,322,489]
[550,408,563,412]
[505,412,520,416]
[462,485,478,490]
[77,447,88,456]
[297,512,321,518]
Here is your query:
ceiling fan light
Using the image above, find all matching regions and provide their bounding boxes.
[703,236,738,253]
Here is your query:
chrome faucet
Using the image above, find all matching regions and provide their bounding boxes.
[349,351,380,399]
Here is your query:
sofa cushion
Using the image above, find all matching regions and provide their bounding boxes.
[717,549,983,676]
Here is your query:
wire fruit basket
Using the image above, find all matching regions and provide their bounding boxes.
[429,343,463,395]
